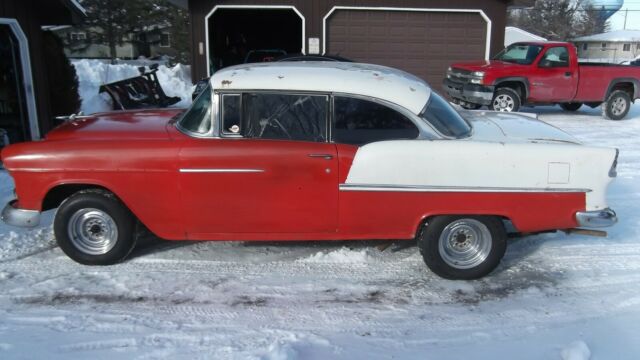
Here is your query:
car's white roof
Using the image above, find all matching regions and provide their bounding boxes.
[211,62,431,114]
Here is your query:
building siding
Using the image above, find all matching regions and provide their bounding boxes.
[188,0,509,82]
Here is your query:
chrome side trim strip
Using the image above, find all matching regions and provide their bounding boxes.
[179,168,264,173]
[339,184,592,193]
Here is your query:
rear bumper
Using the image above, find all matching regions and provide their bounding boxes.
[443,79,494,106]
[575,208,618,228]
[1,200,41,228]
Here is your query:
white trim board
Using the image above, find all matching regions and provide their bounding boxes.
[0,18,40,140]
[204,5,306,77]
[322,6,492,60]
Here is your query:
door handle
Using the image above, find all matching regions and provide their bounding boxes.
[308,154,334,160]
[564,72,572,77]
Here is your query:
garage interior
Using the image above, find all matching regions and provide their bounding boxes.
[0,25,29,144]
[208,8,303,73]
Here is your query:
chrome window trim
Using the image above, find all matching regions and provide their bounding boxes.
[339,183,592,193]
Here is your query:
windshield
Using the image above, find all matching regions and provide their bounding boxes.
[420,93,471,138]
[494,44,543,65]
[178,84,212,135]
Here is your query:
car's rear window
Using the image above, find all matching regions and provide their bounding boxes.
[420,93,471,138]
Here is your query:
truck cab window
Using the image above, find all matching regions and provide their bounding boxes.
[540,47,569,68]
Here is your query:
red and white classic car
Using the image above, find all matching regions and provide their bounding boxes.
[1,62,618,279]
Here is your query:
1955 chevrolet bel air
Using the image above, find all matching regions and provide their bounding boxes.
[1,62,618,279]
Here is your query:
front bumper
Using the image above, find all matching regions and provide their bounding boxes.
[575,208,618,228]
[443,78,494,106]
[1,200,41,227]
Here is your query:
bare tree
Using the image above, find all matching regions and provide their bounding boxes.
[508,0,610,41]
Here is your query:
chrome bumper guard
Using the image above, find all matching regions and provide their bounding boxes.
[1,200,41,227]
[576,208,618,228]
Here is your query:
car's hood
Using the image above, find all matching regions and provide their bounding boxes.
[451,60,525,72]
[463,111,581,145]
[45,108,185,141]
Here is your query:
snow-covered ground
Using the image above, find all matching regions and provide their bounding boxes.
[1,103,640,359]
[72,59,194,114]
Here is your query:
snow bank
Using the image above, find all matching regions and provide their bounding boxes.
[561,341,591,360]
[299,247,371,263]
[72,59,194,114]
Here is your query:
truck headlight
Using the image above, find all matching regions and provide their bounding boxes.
[470,71,485,84]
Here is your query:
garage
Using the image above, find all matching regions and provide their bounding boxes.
[324,8,489,87]
[206,6,304,76]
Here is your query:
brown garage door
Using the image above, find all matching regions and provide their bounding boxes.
[326,9,487,88]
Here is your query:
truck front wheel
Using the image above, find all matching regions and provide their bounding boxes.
[602,90,631,120]
[490,88,521,113]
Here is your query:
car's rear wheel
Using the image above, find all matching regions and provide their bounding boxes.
[54,190,136,265]
[560,102,583,111]
[602,90,631,120]
[490,88,521,113]
[418,216,506,280]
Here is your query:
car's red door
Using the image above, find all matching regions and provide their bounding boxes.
[178,139,338,238]
[178,91,338,239]
[528,46,578,102]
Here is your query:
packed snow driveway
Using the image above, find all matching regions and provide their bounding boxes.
[1,105,640,359]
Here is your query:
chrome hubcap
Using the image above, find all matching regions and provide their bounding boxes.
[68,208,118,255]
[438,219,492,269]
[493,94,515,112]
[611,97,627,116]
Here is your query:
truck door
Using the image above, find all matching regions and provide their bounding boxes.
[529,46,578,102]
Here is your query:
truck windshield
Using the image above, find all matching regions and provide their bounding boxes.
[420,93,471,138]
[494,44,543,65]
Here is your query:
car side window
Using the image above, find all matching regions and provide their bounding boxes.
[241,93,328,142]
[333,96,419,146]
[539,47,570,68]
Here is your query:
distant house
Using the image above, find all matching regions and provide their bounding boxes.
[504,26,546,47]
[50,24,179,60]
[573,30,640,63]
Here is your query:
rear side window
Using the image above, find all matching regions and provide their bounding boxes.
[179,85,212,135]
[333,96,419,146]
[242,93,328,142]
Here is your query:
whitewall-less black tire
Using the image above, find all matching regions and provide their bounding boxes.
[418,216,507,280]
[54,190,136,265]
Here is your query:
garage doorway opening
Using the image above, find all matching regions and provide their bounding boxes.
[206,7,304,75]
[0,24,31,144]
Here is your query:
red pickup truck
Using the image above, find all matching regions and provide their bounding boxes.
[443,41,640,120]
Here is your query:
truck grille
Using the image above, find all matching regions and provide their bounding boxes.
[448,68,473,84]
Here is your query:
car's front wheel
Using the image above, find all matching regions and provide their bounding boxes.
[54,189,136,265]
[418,216,506,280]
